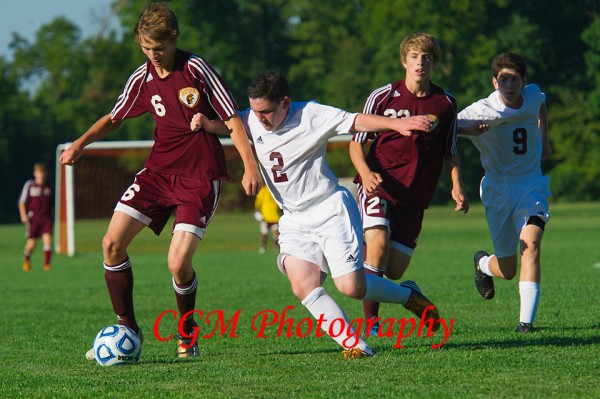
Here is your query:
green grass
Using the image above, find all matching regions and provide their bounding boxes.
[0,203,598,398]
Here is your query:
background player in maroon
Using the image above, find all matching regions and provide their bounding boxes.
[18,162,53,272]
[60,4,261,359]
[349,32,469,334]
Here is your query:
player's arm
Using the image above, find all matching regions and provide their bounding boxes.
[349,139,382,195]
[538,102,551,161]
[60,114,123,165]
[352,113,432,136]
[444,154,469,214]
[18,201,28,224]
[457,122,489,136]
[190,113,230,135]
[190,112,261,195]
[224,115,262,196]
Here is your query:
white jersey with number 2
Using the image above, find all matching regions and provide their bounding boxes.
[240,101,357,213]
[458,84,546,178]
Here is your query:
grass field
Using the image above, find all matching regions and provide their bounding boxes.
[1,202,598,398]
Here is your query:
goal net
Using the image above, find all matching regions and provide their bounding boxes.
[55,136,353,256]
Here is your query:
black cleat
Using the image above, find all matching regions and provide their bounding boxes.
[474,251,495,299]
[515,322,535,333]
[177,320,200,358]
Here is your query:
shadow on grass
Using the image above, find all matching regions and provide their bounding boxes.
[441,324,600,350]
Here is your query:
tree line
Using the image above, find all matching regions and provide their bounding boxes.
[1,0,598,222]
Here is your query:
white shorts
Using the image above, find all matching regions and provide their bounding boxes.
[480,174,551,258]
[276,187,363,279]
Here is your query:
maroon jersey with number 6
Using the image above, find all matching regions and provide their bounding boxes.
[352,80,458,209]
[111,49,237,179]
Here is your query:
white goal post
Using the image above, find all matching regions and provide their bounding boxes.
[55,135,352,256]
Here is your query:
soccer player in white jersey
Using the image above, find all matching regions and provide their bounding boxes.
[193,71,442,358]
[458,52,551,333]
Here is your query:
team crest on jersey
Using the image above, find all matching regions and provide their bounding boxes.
[426,114,439,130]
[178,87,200,108]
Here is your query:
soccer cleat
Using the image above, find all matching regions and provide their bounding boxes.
[515,322,535,333]
[23,260,31,272]
[86,328,143,360]
[43,264,51,271]
[400,280,441,332]
[366,321,380,337]
[474,251,495,299]
[342,348,375,359]
[176,320,199,358]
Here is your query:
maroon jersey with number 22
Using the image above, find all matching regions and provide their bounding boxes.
[352,79,458,209]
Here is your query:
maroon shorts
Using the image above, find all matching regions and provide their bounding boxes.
[115,169,222,238]
[358,187,424,250]
[27,213,53,239]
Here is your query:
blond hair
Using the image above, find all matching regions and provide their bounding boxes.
[134,3,179,43]
[400,32,441,66]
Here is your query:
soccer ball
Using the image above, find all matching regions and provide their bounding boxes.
[92,325,141,366]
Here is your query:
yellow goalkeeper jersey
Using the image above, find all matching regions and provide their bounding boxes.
[255,186,281,223]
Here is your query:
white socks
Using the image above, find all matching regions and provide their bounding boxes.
[363,273,411,305]
[478,254,494,276]
[519,281,540,324]
[301,287,373,355]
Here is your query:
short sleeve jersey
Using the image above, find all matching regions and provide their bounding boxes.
[240,101,357,213]
[19,180,52,215]
[111,49,237,179]
[352,80,458,208]
[458,84,546,178]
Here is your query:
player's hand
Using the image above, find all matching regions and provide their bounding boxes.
[60,145,83,166]
[392,115,433,136]
[361,171,383,196]
[242,166,262,196]
[451,186,469,214]
[190,113,204,132]
[470,123,490,135]
[20,215,28,224]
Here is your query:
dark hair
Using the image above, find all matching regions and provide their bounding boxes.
[134,3,179,43]
[247,71,290,102]
[491,52,527,79]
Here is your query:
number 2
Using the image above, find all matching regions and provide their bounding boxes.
[269,152,289,182]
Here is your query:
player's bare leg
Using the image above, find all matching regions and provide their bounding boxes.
[42,233,52,270]
[361,227,388,331]
[335,266,440,333]
[85,212,145,360]
[284,256,374,357]
[101,211,145,333]
[516,224,544,332]
[385,249,412,280]
[22,238,36,271]
[169,230,201,358]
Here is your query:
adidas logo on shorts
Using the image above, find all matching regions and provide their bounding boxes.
[345,254,356,263]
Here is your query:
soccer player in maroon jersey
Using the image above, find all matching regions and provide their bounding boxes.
[18,162,53,272]
[349,32,469,335]
[60,3,261,359]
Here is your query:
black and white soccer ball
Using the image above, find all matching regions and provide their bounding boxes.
[92,325,141,366]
